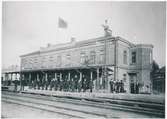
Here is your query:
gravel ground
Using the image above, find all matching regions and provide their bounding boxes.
[1,101,71,119]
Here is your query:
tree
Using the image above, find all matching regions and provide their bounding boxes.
[151,60,159,73]
[150,60,160,94]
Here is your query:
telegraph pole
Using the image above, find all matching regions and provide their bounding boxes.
[104,30,107,91]
[102,20,112,92]
[114,38,117,82]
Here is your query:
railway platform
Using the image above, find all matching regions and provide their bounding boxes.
[21,89,165,104]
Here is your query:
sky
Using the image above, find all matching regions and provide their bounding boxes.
[2,1,166,69]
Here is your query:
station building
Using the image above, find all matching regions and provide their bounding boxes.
[19,32,153,94]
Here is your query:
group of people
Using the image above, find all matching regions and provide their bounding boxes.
[27,76,94,93]
[26,77,125,93]
[5,75,125,93]
[109,80,125,93]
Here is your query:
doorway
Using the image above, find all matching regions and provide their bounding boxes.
[129,73,139,94]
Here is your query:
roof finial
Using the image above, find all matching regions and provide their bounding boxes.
[102,19,112,36]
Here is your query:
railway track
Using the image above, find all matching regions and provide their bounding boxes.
[2,99,80,118]
[2,91,164,118]
[2,95,102,118]
[22,91,165,117]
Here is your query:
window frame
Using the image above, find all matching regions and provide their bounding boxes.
[57,55,62,67]
[131,51,136,64]
[99,50,104,64]
[80,52,86,64]
[90,51,96,64]
[123,50,127,64]
[66,54,71,66]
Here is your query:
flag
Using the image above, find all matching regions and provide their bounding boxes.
[58,17,68,28]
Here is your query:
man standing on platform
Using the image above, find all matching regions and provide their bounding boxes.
[78,78,82,92]
[89,78,93,92]
[50,78,54,90]
[109,80,114,93]
[71,78,75,92]
[45,76,48,90]
[54,78,58,91]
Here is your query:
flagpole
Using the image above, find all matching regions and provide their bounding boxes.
[57,17,60,43]
[57,17,68,43]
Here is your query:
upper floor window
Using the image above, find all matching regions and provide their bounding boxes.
[49,56,53,62]
[66,54,71,66]
[33,58,38,66]
[99,50,104,64]
[132,51,136,64]
[123,74,127,82]
[90,51,96,64]
[66,54,71,61]
[123,50,127,64]
[80,52,86,64]
[41,56,46,68]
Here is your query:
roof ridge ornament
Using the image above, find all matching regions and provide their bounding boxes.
[102,19,112,37]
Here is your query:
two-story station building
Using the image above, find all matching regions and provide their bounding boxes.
[19,29,153,93]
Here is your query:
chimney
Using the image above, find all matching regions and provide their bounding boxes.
[47,43,51,47]
[70,37,76,43]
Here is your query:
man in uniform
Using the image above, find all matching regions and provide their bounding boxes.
[45,76,49,90]
[83,78,87,92]
[49,78,54,91]
[89,80,93,93]
[37,77,40,90]
[54,78,58,91]
[41,76,45,90]
[78,78,82,92]
[71,78,75,92]
[109,80,114,93]
[120,80,124,93]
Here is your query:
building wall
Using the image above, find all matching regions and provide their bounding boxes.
[128,45,153,93]
[117,40,131,67]
[117,68,130,93]
[21,37,116,71]
[20,36,153,94]
[115,39,153,94]
[129,46,153,69]
[116,39,132,93]
[140,69,151,93]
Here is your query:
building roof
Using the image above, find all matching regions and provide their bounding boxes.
[20,51,40,57]
[20,35,150,57]
[135,44,154,48]
[20,36,110,57]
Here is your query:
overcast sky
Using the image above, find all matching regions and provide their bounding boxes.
[2,1,166,68]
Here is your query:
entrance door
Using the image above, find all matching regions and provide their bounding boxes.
[129,73,139,94]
